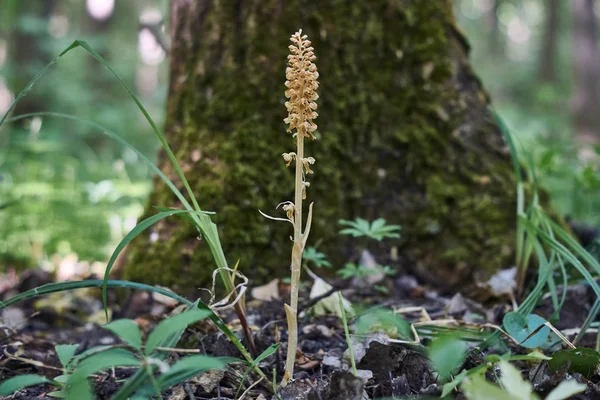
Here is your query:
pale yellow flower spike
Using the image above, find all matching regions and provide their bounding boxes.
[282,29,319,386]
[283,30,319,140]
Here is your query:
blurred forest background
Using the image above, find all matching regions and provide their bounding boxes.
[1,0,600,274]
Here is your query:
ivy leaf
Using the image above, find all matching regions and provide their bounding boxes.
[503,312,550,348]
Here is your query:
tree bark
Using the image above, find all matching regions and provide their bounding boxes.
[124,0,518,296]
[539,0,560,83]
[572,0,600,143]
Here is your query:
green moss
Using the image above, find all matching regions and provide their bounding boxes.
[124,0,517,295]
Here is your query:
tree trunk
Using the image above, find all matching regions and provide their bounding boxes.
[539,0,560,83]
[572,0,600,144]
[123,0,518,296]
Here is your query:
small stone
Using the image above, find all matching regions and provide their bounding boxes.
[1,308,25,330]
[355,369,373,383]
[277,379,314,400]
[447,293,467,315]
[324,371,364,400]
[302,324,332,338]
[322,354,341,369]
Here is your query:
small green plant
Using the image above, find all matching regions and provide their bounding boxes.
[303,246,331,269]
[355,308,412,340]
[461,360,585,400]
[484,110,600,353]
[336,218,399,282]
[235,343,281,398]
[339,217,401,241]
[0,307,232,399]
[337,262,377,280]
[337,262,395,280]
[442,351,550,397]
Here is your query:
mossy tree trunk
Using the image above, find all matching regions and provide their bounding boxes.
[123,0,518,296]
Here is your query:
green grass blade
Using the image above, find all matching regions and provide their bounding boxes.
[156,355,230,390]
[0,280,246,357]
[539,214,568,317]
[490,107,522,186]
[574,299,600,345]
[0,279,257,379]
[0,279,190,310]
[338,291,357,376]
[0,42,79,127]
[1,40,236,320]
[544,217,600,274]
[69,40,201,212]
[101,209,210,319]
[527,222,600,301]
[235,343,280,398]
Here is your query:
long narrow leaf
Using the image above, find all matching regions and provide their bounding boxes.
[0,40,201,214]
[156,355,230,390]
[101,209,210,318]
[0,279,251,365]
[235,343,280,398]
[526,220,600,301]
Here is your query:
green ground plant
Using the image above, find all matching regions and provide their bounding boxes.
[461,359,585,400]
[337,217,400,284]
[0,306,233,399]
[302,246,331,269]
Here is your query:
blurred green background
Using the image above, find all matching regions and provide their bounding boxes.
[1,0,599,271]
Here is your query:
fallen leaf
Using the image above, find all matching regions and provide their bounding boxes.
[251,279,280,301]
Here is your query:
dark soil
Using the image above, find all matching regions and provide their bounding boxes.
[1,268,600,399]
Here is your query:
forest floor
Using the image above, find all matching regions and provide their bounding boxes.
[1,266,600,400]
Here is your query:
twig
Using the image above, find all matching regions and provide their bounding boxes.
[3,348,63,372]
[238,376,265,400]
[155,346,202,354]
[184,381,196,400]
[297,285,346,314]
[139,22,170,53]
